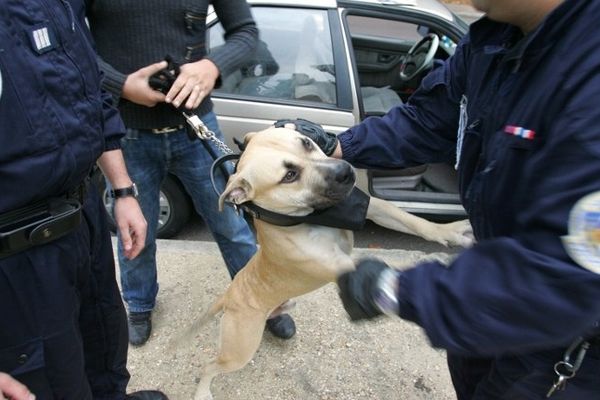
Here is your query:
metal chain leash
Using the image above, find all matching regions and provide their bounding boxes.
[183,112,234,155]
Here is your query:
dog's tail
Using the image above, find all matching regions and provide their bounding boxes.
[168,295,225,350]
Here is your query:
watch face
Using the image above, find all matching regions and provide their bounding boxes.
[373,269,400,315]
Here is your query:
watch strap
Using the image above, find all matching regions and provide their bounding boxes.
[111,183,138,199]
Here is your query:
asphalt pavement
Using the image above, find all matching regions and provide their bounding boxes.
[120,239,460,400]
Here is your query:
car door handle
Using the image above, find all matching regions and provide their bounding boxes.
[377,53,396,63]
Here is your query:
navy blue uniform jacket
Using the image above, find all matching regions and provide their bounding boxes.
[0,0,124,214]
[338,0,600,356]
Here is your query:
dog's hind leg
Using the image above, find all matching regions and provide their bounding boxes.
[194,310,267,400]
[366,197,474,247]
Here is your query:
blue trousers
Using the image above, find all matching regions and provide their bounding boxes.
[448,342,600,399]
[115,111,257,313]
[0,186,129,399]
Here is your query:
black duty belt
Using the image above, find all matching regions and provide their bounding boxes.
[0,183,86,259]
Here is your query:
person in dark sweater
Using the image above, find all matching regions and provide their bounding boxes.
[85,0,296,346]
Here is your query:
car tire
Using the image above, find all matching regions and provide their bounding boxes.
[93,170,193,239]
[154,176,193,239]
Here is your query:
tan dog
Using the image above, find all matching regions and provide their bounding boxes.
[188,127,472,400]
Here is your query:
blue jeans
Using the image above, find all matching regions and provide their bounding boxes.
[114,111,256,313]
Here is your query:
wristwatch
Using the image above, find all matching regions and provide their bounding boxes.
[110,183,138,199]
[372,268,401,316]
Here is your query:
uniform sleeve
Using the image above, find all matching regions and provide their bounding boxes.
[101,87,126,151]
[395,75,600,357]
[206,0,259,81]
[338,36,470,169]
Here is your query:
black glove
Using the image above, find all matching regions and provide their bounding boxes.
[337,258,394,321]
[148,55,181,94]
[274,118,338,156]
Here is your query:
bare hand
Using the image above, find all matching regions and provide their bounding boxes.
[165,59,219,110]
[122,61,168,107]
[0,372,35,400]
[113,197,147,259]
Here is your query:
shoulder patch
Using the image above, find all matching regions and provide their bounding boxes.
[562,191,600,274]
[28,24,57,54]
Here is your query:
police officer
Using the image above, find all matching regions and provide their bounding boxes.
[0,0,166,399]
[286,0,600,398]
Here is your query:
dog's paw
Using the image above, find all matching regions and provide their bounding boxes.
[438,219,474,248]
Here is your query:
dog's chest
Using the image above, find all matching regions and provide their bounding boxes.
[284,225,354,269]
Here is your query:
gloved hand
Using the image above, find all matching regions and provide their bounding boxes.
[337,258,398,321]
[274,118,339,156]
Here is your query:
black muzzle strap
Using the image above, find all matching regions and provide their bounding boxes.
[210,153,370,229]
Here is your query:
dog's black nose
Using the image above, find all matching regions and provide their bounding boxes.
[334,162,355,185]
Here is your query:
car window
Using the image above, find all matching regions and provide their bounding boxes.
[347,15,422,42]
[209,7,336,106]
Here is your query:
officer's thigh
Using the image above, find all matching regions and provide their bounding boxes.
[0,220,94,399]
[79,187,129,397]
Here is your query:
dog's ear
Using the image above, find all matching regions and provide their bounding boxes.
[218,175,254,211]
[242,131,258,148]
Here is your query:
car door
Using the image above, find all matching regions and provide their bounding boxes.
[338,4,467,217]
[207,4,358,148]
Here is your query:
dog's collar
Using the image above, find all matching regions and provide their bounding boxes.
[210,153,370,230]
[211,153,315,226]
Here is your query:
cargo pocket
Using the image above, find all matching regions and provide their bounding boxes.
[0,338,45,376]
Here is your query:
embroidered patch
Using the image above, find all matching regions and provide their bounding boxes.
[504,125,535,140]
[562,191,600,274]
[28,25,57,54]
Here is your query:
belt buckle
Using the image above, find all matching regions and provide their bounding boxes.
[151,125,182,134]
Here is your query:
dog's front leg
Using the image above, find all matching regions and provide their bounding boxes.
[366,197,474,247]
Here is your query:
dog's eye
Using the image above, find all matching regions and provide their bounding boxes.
[301,137,314,151]
[282,169,299,183]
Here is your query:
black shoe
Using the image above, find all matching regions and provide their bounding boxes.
[266,313,296,339]
[128,311,152,346]
[125,390,169,400]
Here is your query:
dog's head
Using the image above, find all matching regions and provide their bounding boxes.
[219,127,355,216]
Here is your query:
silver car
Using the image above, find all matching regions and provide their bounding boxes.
[99,0,469,237]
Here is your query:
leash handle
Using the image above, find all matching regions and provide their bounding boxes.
[210,153,241,197]
[183,112,235,155]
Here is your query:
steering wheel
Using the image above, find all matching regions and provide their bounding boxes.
[399,33,440,81]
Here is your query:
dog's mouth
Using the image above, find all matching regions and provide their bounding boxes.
[309,191,352,210]
[309,161,356,210]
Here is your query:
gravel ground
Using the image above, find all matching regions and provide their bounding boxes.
[121,240,457,400]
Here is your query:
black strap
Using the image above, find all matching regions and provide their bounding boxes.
[0,198,82,259]
[210,153,369,229]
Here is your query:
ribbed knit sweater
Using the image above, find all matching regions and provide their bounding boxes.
[86,0,258,129]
